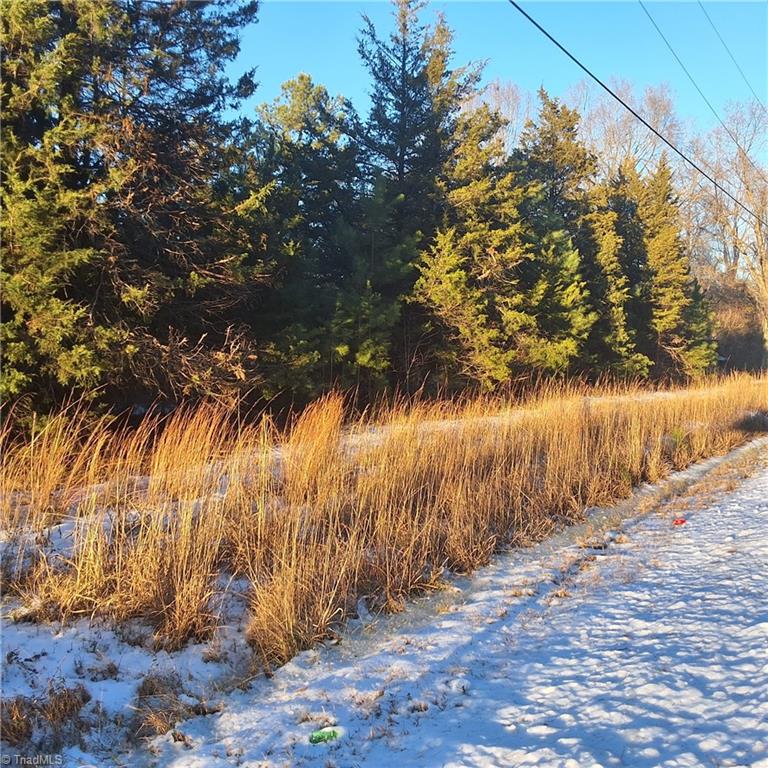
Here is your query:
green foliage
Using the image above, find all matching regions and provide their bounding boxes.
[582,191,652,377]
[515,91,653,378]
[1,0,264,409]
[252,76,407,398]
[517,89,597,223]
[355,0,486,390]
[416,100,596,386]
[329,182,414,393]
[356,0,480,240]
[632,156,717,377]
[1,0,719,418]
[512,92,599,373]
[415,105,522,386]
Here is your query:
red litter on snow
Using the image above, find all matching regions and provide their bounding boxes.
[672,518,687,526]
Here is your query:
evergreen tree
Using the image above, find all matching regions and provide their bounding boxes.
[254,75,411,399]
[517,89,595,226]
[415,106,526,387]
[516,90,650,376]
[1,0,264,410]
[583,183,652,376]
[252,75,360,397]
[416,102,596,387]
[1,0,722,415]
[355,0,481,389]
[512,92,597,372]
[633,155,716,377]
[330,181,416,395]
[357,0,479,236]
[608,162,656,364]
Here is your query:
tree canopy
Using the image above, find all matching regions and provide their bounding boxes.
[2,0,737,420]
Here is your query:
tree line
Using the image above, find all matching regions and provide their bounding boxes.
[2,0,764,418]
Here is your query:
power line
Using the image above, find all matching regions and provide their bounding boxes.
[505,0,768,230]
[697,0,768,116]
[638,0,766,182]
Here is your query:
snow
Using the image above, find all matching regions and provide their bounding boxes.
[0,579,254,761]
[142,442,768,768]
[2,438,767,767]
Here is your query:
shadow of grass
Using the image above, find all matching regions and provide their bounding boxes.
[732,410,768,434]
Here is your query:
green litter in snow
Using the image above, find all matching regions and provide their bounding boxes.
[309,727,341,744]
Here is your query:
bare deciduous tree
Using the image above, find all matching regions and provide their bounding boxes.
[573,80,684,178]
[690,102,768,362]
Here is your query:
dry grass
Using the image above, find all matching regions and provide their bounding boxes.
[1,375,766,665]
[131,672,220,738]
[0,683,90,748]
[0,696,34,746]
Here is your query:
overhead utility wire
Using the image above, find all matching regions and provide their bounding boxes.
[638,0,766,182]
[696,0,768,115]
[505,0,768,230]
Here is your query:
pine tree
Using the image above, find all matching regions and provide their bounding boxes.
[416,101,598,387]
[330,180,416,395]
[633,155,716,377]
[357,1,479,236]
[251,75,360,397]
[1,0,719,414]
[516,90,651,377]
[415,106,525,387]
[608,162,656,365]
[512,92,597,372]
[253,75,415,399]
[517,89,596,225]
[1,0,264,411]
[355,0,482,389]
[583,183,652,377]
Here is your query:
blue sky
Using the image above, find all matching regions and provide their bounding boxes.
[228,1,767,135]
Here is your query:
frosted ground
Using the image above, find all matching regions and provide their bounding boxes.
[2,439,767,767]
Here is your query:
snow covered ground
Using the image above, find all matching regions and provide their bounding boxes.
[137,442,768,768]
[3,439,767,767]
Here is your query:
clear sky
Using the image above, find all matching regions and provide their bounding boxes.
[227,0,767,136]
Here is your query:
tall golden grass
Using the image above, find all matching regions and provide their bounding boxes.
[1,375,766,663]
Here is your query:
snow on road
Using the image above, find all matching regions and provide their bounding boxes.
[149,449,768,768]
